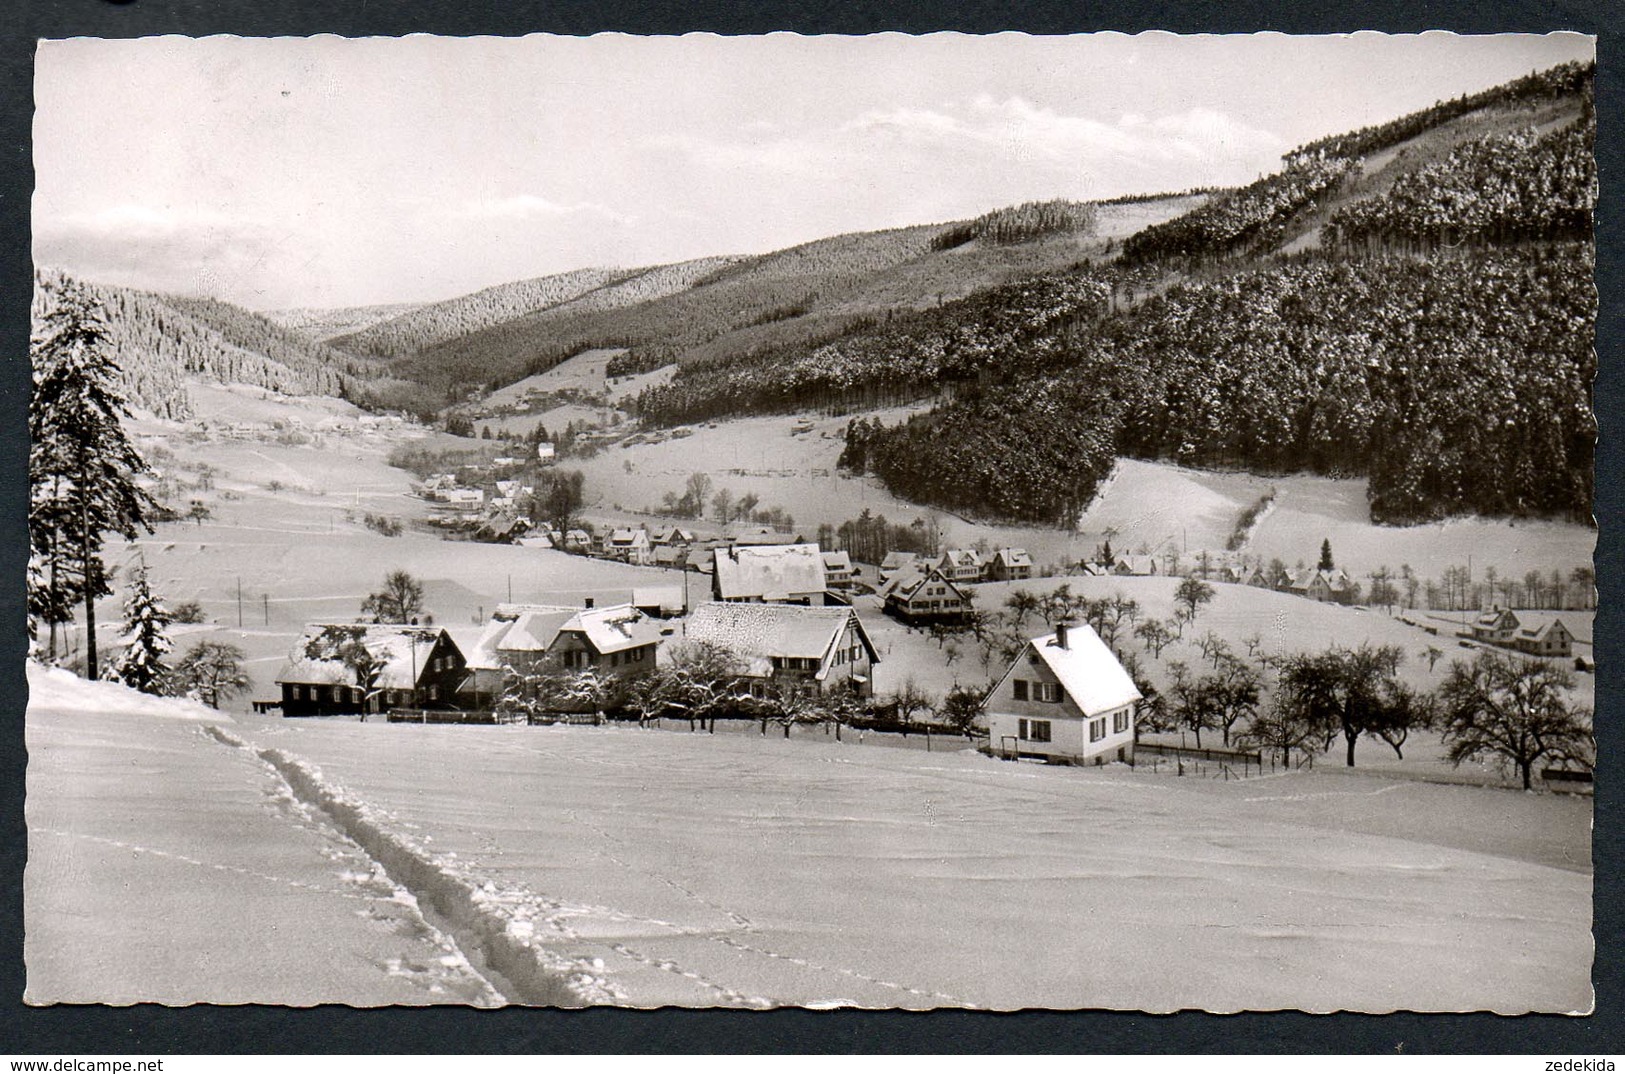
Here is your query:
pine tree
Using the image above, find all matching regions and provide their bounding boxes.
[1318,539,1335,571]
[30,282,158,678]
[112,560,172,694]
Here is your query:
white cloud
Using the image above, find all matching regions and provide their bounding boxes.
[458,194,632,225]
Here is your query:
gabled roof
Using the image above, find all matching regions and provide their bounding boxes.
[632,586,686,613]
[683,602,878,677]
[1517,617,1571,641]
[821,550,853,570]
[880,551,918,571]
[939,549,984,568]
[994,547,1032,568]
[1290,567,1354,593]
[886,567,969,602]
[562,602,665,654]
[277,624,455,690]
[1114,555,1159,575]
[994,624,1141,717]
[609,528,648,545]
[713,542,828,600]
[1476,607,1520,628]
[468,604,579,668]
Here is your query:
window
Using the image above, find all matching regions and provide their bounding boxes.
[1089,718,1107,742]
[1033,682,1062,704]
[428,685,439,701]
[1019,719,1051,743]
[1113,710,1130,734]
[1012,679,1028,701]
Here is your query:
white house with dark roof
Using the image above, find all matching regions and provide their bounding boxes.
[712,542,830,604]
[682,602,879,697]
[983,622,1141,766]
[276,624,467,717]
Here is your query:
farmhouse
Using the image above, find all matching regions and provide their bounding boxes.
[933,549,986,584]
[712,542,830,604]
[1288,567,1357,604]
[988,547,1034,582]
[1472,607,1522,644]
[440,487,485,508]
[651,525,696,548]
[881,567,972,622]
[682,602,879,698]
[563,529,594,554]
[276,624,467,717]
[464,601,665,705]
[1514,618,1575,659]
[983,622,1141,766]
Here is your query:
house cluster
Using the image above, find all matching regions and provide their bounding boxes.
[273,593,884,717]
[874,547,1031,622]
[1468,607,1576,659]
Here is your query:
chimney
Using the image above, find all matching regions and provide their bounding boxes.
[1055,622,1070,650]
[584,597,595,609]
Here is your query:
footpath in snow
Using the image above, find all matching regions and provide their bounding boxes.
[24,664,502,1006]
[25,664,1594,1011]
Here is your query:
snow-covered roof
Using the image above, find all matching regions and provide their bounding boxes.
[885,567,967,602]
[276,624,455,690]
[939,549,984,568]
[995,548,1032,568]
[1517,618,1570,641]
[713,543,827,600]
[1476,607,1519,628]
[632,586,686,613]
[609,528,648,546]
[1022,625,1141,717]
[880,551,918,571]
[467,604,579,668]
[821,550,852,571]
[562,602,665,655]
[683,602,877,676]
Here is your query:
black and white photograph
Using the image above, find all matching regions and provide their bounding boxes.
[23,30,1598,1014]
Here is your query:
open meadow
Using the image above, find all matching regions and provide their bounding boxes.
[25,663,1593,1011]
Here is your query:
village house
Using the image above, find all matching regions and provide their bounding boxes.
[933,548,986,584]
[821,550,855,591]
[463,601,665,707]
[724,524,803,547]
[536,441,557,463]
[881,566,972,622]
[650,525,696,549]
[440,487,485,509]
[1110,555,1160,577]
[605,527,654,565]
[983,622,1141,766]
[712,542,830,604]
[1514,618,1576,659]
[878,550,919,582]
[987,547,1034,582]
[563,528,594,554]
[1287,567,1358,605]
[682,602,879,698]
[632,586,687,619]
[1472,607,1522,645]
[276,624,468,717]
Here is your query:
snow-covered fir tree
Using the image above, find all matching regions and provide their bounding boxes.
[111,560,172,695]
[30,281,158,678]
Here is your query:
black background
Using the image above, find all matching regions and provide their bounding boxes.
[0,0,1618,1055]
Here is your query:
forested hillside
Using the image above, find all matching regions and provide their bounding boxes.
[644,60,1596,529]
[330,267,633,362]
[32,271,376,420]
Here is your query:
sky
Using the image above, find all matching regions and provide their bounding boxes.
[33,31,1594,311]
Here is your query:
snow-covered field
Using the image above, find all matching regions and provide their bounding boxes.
[25,663,1592,1012]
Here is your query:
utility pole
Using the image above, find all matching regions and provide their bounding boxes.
[237,577,243,628]
[263,593,269,626]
